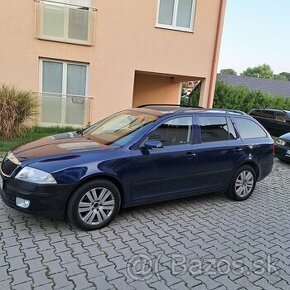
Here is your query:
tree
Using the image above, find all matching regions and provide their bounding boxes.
[241,64,274,79]
[278,72,290,81]
[219,68,237,76]
[274,74,288,81]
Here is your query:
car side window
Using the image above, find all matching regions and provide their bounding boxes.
[261,111,275,119]
[276,112,288,123]
[233,117,267,138]
[250,110,260,117]
[148,117,193,146]
[198,116,236,143]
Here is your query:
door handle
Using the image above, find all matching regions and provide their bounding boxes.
[234,147,243,152]
[185,152,196,157]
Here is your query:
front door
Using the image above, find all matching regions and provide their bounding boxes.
[130,116,196,203]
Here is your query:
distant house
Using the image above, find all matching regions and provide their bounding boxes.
[217,74,290,98]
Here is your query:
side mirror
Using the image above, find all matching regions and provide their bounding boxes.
[141,140,164,150]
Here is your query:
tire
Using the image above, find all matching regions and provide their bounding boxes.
[67,179,121,230]
[226,165,256,201]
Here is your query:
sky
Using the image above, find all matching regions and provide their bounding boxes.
[218,0,290,75]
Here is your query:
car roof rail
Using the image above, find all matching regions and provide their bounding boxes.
[208,108,247,115]
[137,104,204,108]
[136,104,247,115]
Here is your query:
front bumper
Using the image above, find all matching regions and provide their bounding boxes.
[0,174,76,218]
[275,144,290,162]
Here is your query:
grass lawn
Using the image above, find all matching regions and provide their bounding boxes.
[0,126,78,153]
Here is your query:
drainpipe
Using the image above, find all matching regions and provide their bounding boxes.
[207,0,227,108]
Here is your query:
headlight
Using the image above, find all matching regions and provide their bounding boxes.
[15,167,57,184]
[276,138,286,146]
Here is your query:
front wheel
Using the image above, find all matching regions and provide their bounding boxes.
[226,165,256,201]
[67,179,121,230]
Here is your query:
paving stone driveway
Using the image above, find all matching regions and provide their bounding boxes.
[0,159,290,290]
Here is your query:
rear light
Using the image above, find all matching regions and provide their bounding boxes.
[272,144,275,155]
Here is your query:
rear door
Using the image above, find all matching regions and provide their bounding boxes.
[194,114,245,193]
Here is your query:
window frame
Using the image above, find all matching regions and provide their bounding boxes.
[275,111,289,123]
[147,115,194,147]
[133,115,195,150]
[39,58,89,125]
[197,115,237,144]
[37,0,94,46]
[156,0,197,32]
[231,117,267,140]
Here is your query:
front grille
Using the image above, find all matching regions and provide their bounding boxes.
[1,153,20,177]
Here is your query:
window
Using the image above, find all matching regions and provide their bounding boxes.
[37,0,94,45]
[250,110,274,119]
[40,59,88,125]
[148,117,193,146]
[276,112,289,123]
[261,111,275,119]
[157,0,196,31]
[198,116,236,143]
[84,111,158,146]
[233,118,267,139]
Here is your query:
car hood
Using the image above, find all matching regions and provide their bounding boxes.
[279,132,290,141]
[12,132,113,162]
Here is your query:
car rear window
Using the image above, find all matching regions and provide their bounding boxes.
[198,116,236,143]
[232,117,267,139]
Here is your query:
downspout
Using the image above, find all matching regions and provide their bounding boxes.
[207,0,227,108]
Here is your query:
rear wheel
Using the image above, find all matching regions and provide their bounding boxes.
[226,165,256,201]
[67,179,121,230]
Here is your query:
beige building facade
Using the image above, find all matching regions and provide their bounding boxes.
[0,0,226,127]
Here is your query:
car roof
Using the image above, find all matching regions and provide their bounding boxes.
[132,105,247,117]
[251,108,290,115]
[252,108,284,112]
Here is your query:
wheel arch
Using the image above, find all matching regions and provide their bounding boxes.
[240,161,260,179]
[65,174,125,216]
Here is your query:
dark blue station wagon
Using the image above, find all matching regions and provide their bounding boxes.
[0,106,274,230]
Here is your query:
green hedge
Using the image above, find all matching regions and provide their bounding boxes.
[181,80,290,112]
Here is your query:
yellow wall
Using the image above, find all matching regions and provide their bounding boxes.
[132,73,181,108]
[0,0,225,123]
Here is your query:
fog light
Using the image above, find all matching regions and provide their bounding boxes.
[16,197,30,209]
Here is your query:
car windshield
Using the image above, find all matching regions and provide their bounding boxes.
[82,110,158,146]
[284,110,290,117]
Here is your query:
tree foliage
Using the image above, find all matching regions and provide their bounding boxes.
[241,64,274,79]
[279,72,290,81]
[241,64,289,81]
[219,68,237,76]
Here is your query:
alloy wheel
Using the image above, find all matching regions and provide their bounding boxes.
[234,170,254,197]
[78,187,115,225]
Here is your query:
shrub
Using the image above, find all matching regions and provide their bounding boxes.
[0,85,38,140]
[181,81,290,112]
